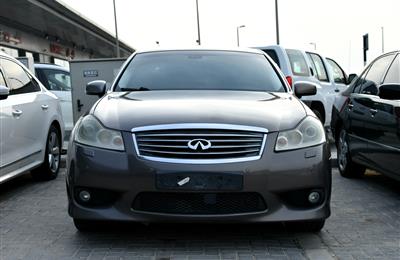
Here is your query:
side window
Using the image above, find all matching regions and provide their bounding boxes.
[327,58,346,84]
[353,68,369,93]
[383,55,400,84]
[286,49,310,76]
[1,59,40,95]
[0,69,6,86]
[307,53,329,82]
[358,54,395,95]
[41,69,71,91]
[262,49,280,68]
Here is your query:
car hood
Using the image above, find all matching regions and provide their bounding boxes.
[92,90,307,132]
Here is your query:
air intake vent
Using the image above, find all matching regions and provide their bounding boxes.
[132,192,267,215]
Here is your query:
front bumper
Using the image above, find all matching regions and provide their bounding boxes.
[66,132,331,223]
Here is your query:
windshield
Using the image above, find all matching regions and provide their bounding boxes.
[115,51,286,92]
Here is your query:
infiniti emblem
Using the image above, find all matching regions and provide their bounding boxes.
[187,139,212,151]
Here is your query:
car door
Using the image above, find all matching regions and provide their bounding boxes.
[36,68,73,133]
[0,58,46,171]
[363,54,400,177]
[0,65,15,173]
[348,53,397,168]
[306,52,336,121]
[326,58,348,92]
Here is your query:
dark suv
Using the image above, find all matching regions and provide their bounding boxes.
[331,51,400,180]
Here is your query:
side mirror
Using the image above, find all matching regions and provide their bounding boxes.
[347,73,358,85]
[294,82,317,98]
[86,80,106,97]
[379,84,400,100]
[0,85,9,100]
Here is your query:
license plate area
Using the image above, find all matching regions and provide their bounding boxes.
[156,172,243,191]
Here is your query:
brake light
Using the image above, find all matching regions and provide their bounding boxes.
[285,76,293,88]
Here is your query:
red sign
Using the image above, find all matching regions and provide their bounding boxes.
[50,43,63,55]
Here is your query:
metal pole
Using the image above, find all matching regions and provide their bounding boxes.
[113,0,120,57]
[237,27,240,47]
[196,0,201,45]
[381,27,384,53]
[275,0,280,45]
[237,25,245,47]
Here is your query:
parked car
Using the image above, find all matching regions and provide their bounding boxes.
[0,52,64,183]
[254,45,350,127]
[67,48,331,232]
[331,51,400,180]
[34,63,72,142]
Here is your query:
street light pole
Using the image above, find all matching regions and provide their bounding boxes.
[381,26,384,53]
[236,25,245,47]
[275,0,280,45]
[113,0,120,57]
[309,42,316,51]
[196,0,201,45]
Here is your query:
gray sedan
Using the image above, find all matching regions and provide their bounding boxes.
[66,48,331,232]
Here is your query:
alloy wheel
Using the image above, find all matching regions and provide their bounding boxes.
[47,131,60,173]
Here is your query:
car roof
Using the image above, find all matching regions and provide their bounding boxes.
[34,63,70,72]
[134,46,265,55]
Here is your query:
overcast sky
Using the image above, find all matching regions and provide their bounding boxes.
[60,0,399,73]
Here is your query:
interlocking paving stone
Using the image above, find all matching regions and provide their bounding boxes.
[1,167,400,260]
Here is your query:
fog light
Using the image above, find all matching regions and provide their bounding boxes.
[308,191,320,204]
[79,190,91,202]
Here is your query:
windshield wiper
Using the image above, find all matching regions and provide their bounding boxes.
[119,87,150,92]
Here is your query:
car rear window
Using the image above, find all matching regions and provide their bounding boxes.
[261,49,280,68]
[286,49,310,76]
[116,51,286,93]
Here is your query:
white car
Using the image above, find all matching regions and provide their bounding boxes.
[34,64,72,142]
[254,45,351,127]
[0,52,64,183]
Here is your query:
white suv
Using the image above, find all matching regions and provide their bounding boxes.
[0,52,64,183]
[254,45,350,126]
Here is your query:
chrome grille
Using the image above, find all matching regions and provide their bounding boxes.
[132,124,267,163]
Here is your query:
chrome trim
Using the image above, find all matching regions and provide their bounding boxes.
[131,123,268,164]
[131,123,269,133]
[348,133,400,152]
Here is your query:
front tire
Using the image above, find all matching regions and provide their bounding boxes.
[31,125,61,181]
[337,128,365,178]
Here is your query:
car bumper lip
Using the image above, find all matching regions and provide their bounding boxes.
[66,133,331,223]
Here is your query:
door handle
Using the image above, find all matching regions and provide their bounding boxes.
[77,99,84,112]
[12,109,23,117]
[369,108,378,115]
[335,89,340,92]
[41,104,49,110]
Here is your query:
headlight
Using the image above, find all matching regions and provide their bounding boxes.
[74,115,125,151]
[275,116,325,151]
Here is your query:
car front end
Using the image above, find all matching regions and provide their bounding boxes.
[66,49,331,230]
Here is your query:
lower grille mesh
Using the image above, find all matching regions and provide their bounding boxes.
[132,192,267,215]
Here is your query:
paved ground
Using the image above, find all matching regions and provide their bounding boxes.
[0,167,399,260]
